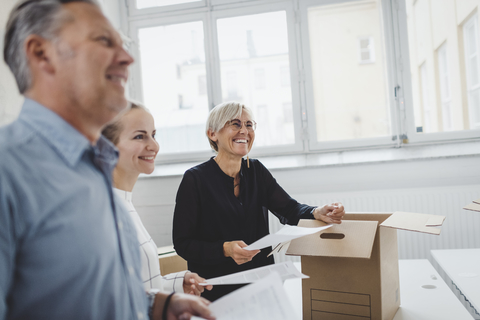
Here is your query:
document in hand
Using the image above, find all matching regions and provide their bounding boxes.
[244,224,332,251]
[199,261,308,286]
[191,272,298,320]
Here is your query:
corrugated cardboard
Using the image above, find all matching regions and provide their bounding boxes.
[287,220,378,259]
[157,245,187,276]
[463,198,480,212]
[286,212,445,320]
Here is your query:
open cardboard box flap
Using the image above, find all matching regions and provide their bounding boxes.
[379,211,445,235]
[287,219,378,259]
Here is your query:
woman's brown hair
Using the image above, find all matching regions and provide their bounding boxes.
[102,102,143,145]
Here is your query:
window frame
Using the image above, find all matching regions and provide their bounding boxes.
[299,0,400,152]
[127,0,206,19]
[129,12,217,162]
[125,0,480,165]
[210,3,305,156]
[393,0,480,144]
[463,13,480,130]
[128,0,306,162]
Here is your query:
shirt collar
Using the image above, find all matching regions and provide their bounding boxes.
[19,98,117,168]
[209,156,245,181]
[92,135,119,175]
[113,188,133,202]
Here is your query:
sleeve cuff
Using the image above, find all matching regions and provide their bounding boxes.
[161,270,188,293]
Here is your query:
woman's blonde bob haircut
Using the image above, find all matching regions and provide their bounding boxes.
[206,101,254,152]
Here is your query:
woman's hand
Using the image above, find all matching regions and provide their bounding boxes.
[223,241,260,265]
[313,203,345,224]
[183,271,213,296]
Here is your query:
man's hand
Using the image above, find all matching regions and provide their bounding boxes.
[152,292,215,320]
[223,240,260,265]
[183,271,213,296]
[313,203,345,224]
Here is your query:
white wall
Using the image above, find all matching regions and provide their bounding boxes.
[132,152,480,259]
[0,0,125,127]
[0,0,24,126]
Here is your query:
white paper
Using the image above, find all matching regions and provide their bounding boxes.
[267,240,291,257]
[244,224,332,250]
[192,272,297,320]
[199,261,308,286]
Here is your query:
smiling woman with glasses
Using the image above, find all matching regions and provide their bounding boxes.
[172,101,346,301]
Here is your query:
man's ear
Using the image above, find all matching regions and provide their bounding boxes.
[207,128,218,142]
[24,34,55,74]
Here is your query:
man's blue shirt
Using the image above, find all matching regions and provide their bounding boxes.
[0,99,148,320]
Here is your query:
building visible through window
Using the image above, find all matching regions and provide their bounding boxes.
[437,43,452,131]
[463,14,480,130]
[358,36,375,64]
[419,63,432,133]
[254,68,266,90]
[280,66,290,87]
[217,11,295,147]
[198,75,207,95]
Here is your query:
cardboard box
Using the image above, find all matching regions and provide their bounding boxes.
[157,245,188,276]
[463,198,480,212]
[286,212,445,320]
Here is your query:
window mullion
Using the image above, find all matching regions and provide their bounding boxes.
[207,6,224,109]
[384,0,410,145]
[292,0,309,152]
[203,1,220,110]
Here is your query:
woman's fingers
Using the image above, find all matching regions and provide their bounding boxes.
[232,243,260,265]
[225,240,261,264]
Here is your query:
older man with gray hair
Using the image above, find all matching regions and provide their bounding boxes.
[0,0,214,319]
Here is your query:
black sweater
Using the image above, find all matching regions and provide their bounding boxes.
[172,157,315,301]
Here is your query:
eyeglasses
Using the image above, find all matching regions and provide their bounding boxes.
[226,119,257,132]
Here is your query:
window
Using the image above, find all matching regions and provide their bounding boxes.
[463,14,480,130]
[217,11,295,147]
[280,66,290,87]
[405,0,480,139]
[137,21,210,154]
[198,75,207,95]
[419,63,432,133]
[254,68,266,90]
[127,0,479,162]
[135,0,201,10]
[358,36,375,64]
[306,1,390,143]
[225,71,239,99]
[437,43,453,131]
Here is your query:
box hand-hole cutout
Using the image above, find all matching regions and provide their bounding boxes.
[320,233,345,240]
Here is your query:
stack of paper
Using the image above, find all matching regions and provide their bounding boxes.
[192,272,298,320]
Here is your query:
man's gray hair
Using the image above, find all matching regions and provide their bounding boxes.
[3,0,99,93]
[206,101,254,152]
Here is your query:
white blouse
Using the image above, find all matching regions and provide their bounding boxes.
[114,188,186,293]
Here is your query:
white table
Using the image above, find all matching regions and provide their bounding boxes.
[431,249,480,316]
[284,259,473,320]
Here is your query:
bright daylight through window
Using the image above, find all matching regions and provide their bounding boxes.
[307,1,391,142]
[138,21,211,154]
[406,0,480,133]
[128,0,480,161]
[217,11,295,147]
